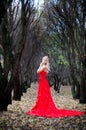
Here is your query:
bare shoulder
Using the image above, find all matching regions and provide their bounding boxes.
[42,64,47,69]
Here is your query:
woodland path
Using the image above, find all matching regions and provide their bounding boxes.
[0,83,86,130]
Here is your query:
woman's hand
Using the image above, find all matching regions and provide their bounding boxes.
[37,64,47,73]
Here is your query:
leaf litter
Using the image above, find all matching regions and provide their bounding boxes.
[0,83,86,130]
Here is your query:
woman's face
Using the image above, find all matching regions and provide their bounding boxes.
[42,56,49,64]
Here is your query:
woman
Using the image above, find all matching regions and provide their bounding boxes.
[26,56,84,118]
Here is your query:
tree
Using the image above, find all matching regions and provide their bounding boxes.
[43,0,86,103]
[0,0,43,111]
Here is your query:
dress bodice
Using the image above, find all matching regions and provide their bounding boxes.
[38,71,47,80]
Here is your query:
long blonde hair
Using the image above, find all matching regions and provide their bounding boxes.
[42,56,50,72]
[47,62,50,72]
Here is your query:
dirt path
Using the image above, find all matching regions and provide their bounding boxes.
[0,84,86,130]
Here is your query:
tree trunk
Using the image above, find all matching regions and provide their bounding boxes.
[70,74,80,99]
[54,74,60,93]
[12,57,23,100]
[79,57,86,103]
[0,77,8,111]
[0,20,13,111]
[0,67,13,111]
[71,85,76,99]
[13,74,22,100]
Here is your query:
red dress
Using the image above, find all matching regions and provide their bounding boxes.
[26,71,84,118]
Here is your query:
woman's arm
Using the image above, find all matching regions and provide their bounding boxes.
[37,64,47,73]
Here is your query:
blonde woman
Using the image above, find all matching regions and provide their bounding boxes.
[26,56,84,118]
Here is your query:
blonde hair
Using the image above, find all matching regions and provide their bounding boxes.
[47,62,50,72]
[42,56,50,72]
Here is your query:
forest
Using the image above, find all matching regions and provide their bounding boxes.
[0,0,86,129]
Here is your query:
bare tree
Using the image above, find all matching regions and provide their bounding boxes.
[0,0,43,111]
[43,0,86,103]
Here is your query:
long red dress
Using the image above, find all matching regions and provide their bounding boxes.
[26,71,84,118]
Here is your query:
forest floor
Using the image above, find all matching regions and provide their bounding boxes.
[0,83,86,130]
